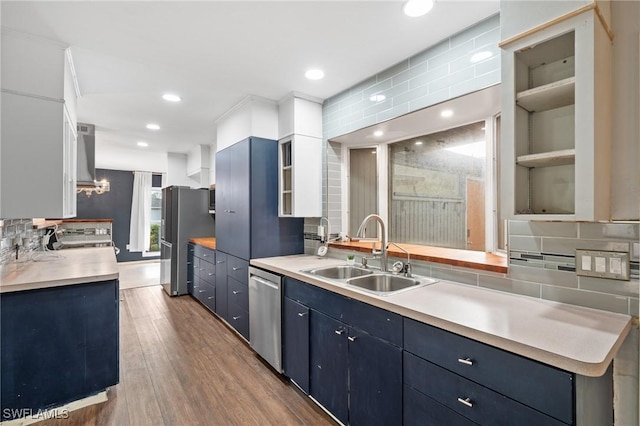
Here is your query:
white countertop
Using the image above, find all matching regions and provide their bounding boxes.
[251,254,633,377]
[0,247,119,293]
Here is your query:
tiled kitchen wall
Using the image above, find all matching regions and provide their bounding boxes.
[506,221,639,316]
[304,14,501,249]
[322,13,500,140]
[0,219,44,265]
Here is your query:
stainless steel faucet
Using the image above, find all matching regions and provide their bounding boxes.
[355,214,387,272]
[387,241,412,277]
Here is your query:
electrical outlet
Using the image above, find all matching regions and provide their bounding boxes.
[575,249,630,281]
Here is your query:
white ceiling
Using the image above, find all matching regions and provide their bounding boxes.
[1,1,500,155]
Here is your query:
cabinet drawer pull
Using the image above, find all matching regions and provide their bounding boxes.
[457,397,473,408]
[457,357,473,366]
[347,336,356,342]
[207,296,213,300]
[297,312,307,317]
[216,261,224,264]
[208,272,214,276]
[228,210,236,213]
[199,289,206,293]
[199,268,205,271]
[232,267,241,271]
[232,290,240,295]
[203,253,208,257]
[334,329,344,335]
[232,316,241,320]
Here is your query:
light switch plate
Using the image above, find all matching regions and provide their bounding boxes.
[576,249,630,281]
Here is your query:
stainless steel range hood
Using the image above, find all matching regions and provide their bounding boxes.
[77,123,96,189]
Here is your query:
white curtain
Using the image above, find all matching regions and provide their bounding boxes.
[129,171,152,252]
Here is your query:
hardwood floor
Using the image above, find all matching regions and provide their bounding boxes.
[36,285,336,426]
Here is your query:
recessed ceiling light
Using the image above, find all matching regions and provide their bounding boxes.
[137,141,148,147]
[146,123,160,130]
[470,51,493,63]
[374,130,384,137]
[440,109,453,118]
[162,93,181,102]
[415,141,423,145]
[402,0,434,17]
[305,69,325,80]
[369,94,386,102]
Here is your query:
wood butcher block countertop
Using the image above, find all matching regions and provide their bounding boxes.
[329,241,508,273]
[189,237,216,250]
[0,247,119,293]
[251,254,632,377]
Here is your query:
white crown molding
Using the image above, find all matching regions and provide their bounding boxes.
[214,94,277,124]
[1,27,69,49]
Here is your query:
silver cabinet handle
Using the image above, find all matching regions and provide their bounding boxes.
[207,296,213,300]
[297,312,307,317]
[457,358,473,366]
[216,261,224,264]
[347,336,356,342]
[187,261,192,265]
[232,267,241,271]
[232,290,240,295]
[457,397,473,408]
[208,272,214,276]
[232,316,241,320]
[334,329,344,335]
[199,289,206,293]
[203,253,208,257]
[199,268,205,271]
[228,210,236,213]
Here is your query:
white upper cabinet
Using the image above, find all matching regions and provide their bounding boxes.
[0,30,78,219]
[500,3,612,221]
[278,94,323,217]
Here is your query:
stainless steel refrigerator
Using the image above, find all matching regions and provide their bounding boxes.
[160,186,215,296]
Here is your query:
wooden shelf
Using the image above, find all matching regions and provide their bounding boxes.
[32,219,63,229]
[516,149,575,168]
[516,77,575,112]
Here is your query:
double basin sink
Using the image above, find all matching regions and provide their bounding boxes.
[301,265,437,296]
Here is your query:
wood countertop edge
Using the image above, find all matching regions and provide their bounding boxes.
[250,256,632,377]
[189,237,216,250]
[328,242,508,274]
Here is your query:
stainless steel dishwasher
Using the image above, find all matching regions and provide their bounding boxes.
[248,266,283,373]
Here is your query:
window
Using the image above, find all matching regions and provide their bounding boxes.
[148,188,162,253]
[389,121,487,251]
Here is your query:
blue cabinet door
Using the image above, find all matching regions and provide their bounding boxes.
[283,297,310,393]
[215,147,232,255]
[187,243,196,295]
[349,328,403,426]
[215,251,228,321]
[310,310,348,424]
[1,281,119,419]
[226,139,251,260]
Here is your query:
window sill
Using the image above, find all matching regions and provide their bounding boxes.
[328,241,507,274]
[142,251,160,258]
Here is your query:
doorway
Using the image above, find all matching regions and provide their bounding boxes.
[349,148,378,238]
[466,178,485,251]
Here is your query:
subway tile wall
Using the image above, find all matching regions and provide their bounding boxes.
[304,14,501,251]
[322,14,500,141]
[507,221,639,315]
[0,219,45,265]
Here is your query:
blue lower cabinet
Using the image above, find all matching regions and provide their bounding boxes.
[283,297,310,393]
[404,352,566,426]
[215,252,228,320]
[228,301,249,340]
[348,328,402,426]
[1,280,119,420]
[310,310,349,424]
[404,385,478,426]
